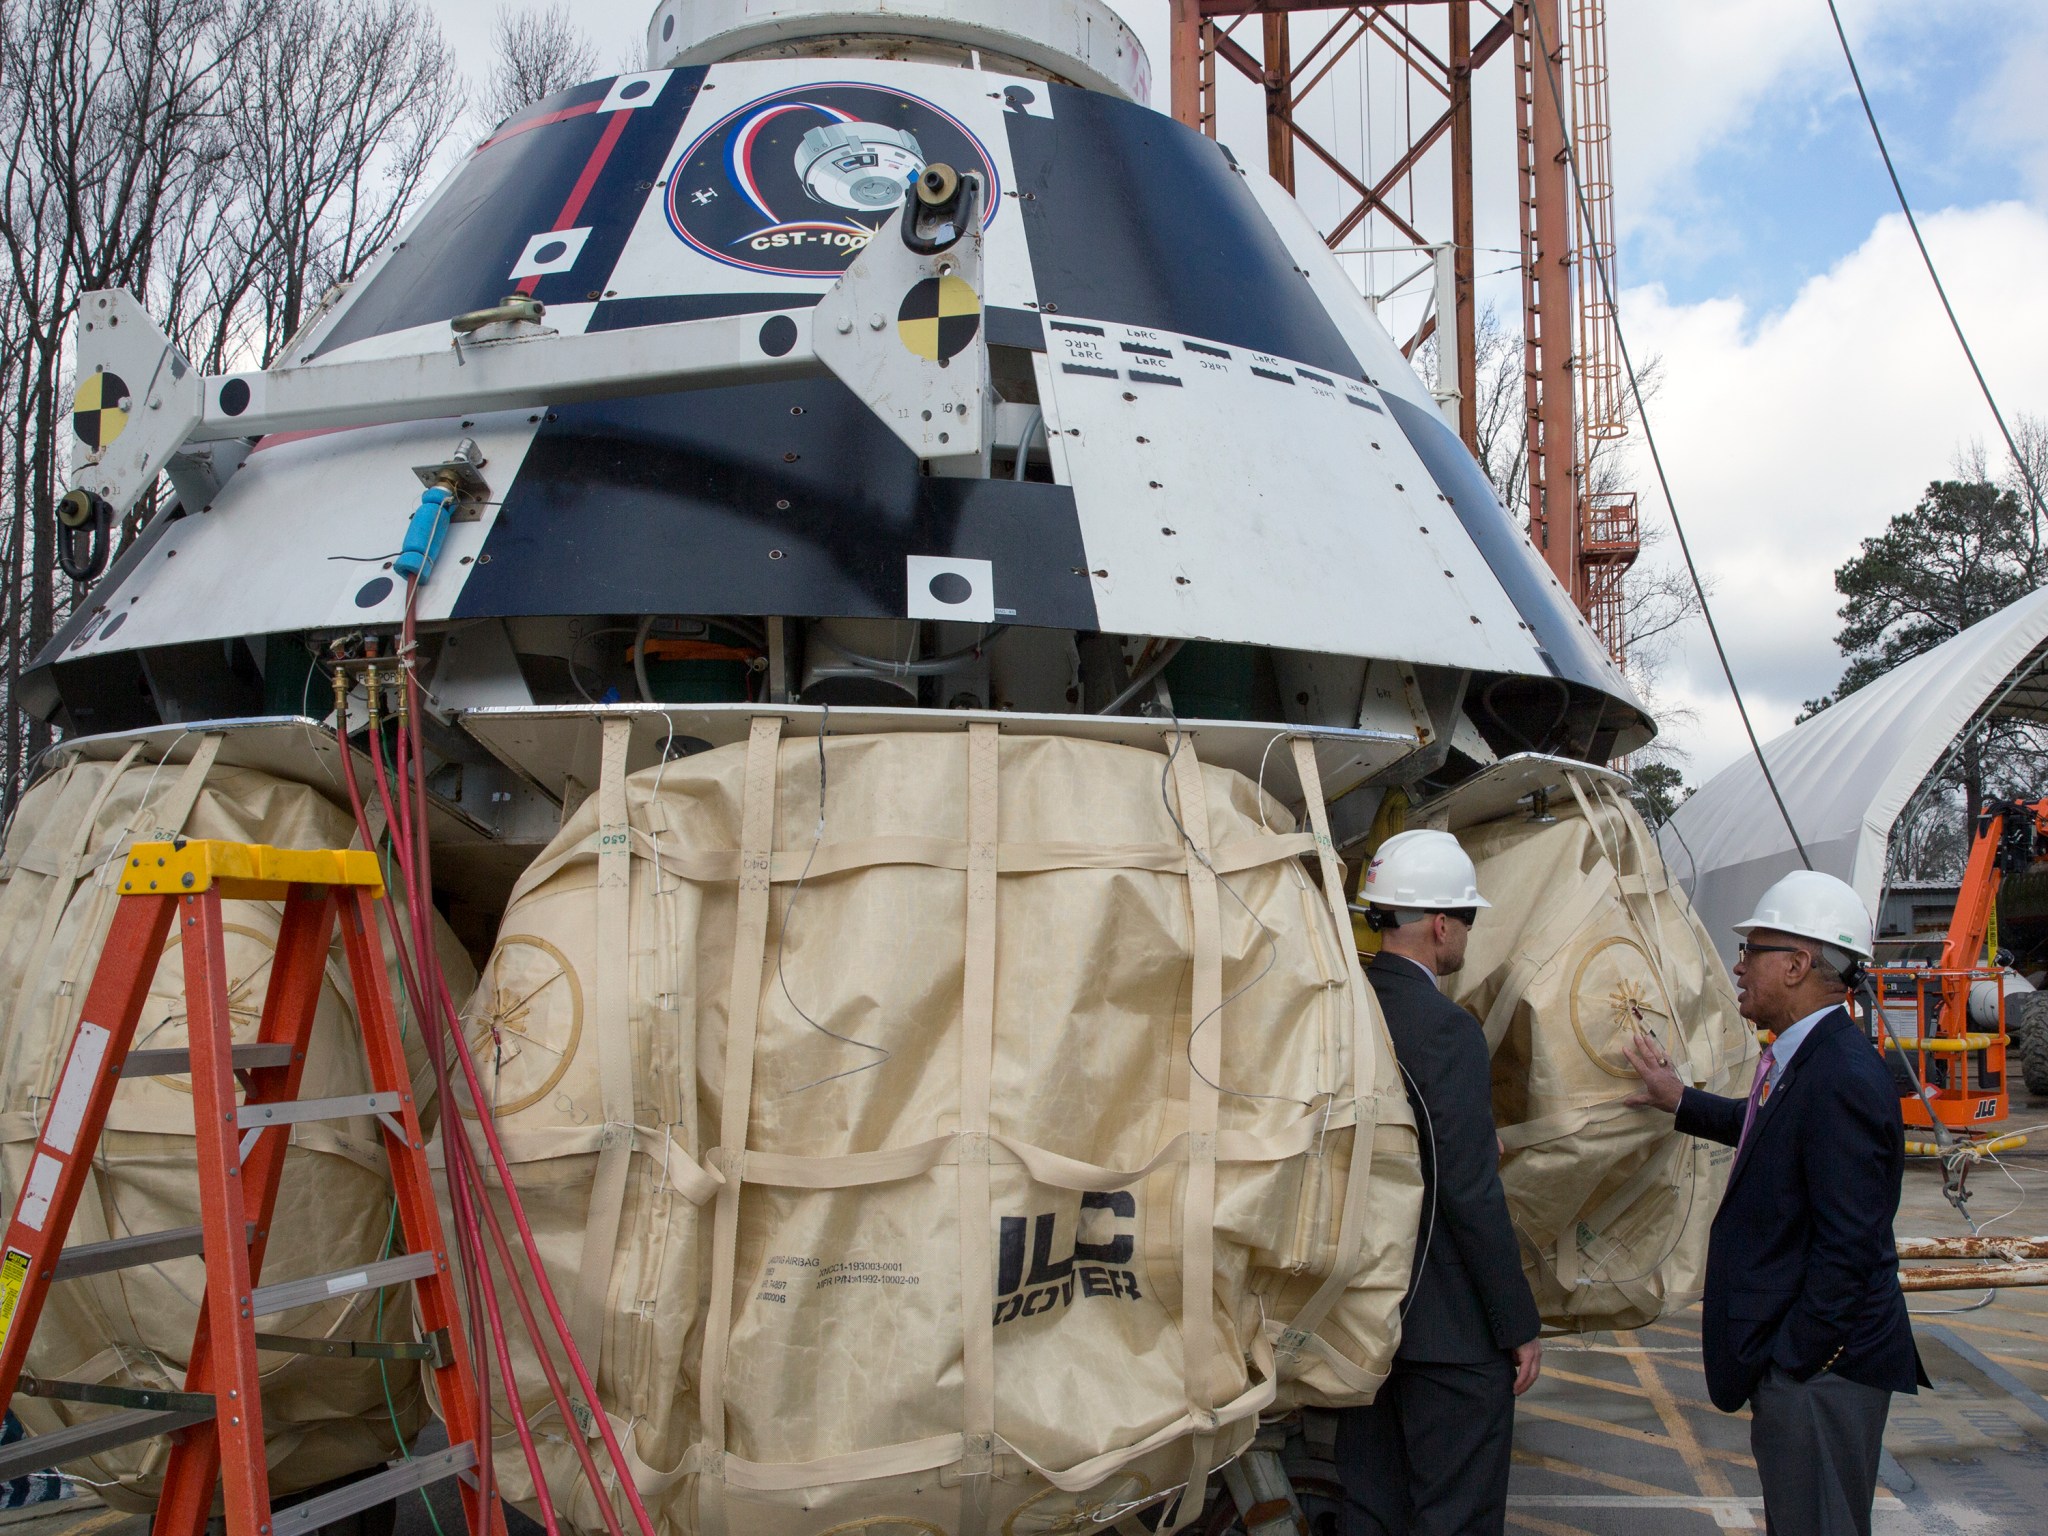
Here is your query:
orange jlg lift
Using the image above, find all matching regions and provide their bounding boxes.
[1864,797,2048,1143]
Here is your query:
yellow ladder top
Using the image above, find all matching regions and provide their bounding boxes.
[121,840,385,900]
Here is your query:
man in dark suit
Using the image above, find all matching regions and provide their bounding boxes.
[1623,869,1924,1536]
[1337,830,1542,1536]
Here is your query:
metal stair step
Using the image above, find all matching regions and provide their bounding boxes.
[0,1407,211,1483]
[269,1443,476,1536]
[52,1221,254,1281]
[250,1251,438,1316]
[120,1042,295,1077]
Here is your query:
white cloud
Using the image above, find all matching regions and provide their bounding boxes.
[1606,0,2048,243]
[1965,19,2048,204]
[1623,200,2048,781]
[1605,0,1852,210]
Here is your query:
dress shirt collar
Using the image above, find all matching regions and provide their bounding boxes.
[1381,951,1440,991]
[1767,1003,1836,1086]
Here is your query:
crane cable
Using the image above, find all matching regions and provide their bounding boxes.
[1522,4,1812,867]
[1821,0,2048,1212]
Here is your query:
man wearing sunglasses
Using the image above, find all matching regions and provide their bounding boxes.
[1622,870,1925,1536]
[1337,829,1541,1536]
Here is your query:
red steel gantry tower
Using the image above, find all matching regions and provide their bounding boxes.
[1167,0,1640,662]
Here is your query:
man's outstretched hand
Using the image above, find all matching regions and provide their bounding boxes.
[1622,1031,1685,1113]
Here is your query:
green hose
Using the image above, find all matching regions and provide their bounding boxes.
[376,1197,448,1536]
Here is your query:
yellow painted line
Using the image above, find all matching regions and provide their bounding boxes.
[1548,1343,1698,1354]
[1540,1365,1725,1415]
[1516,1402,1756,1469]
[1543,1365,1654,1398]
[1566,1339,1710,1374]
[1988,1306,2048,1328]
[1620,1328,1739,1500]
[1512,1450,1689,1500]
[1507,1512,1603,1536]
[38,1512,127,1536]
[1644,1322,1699,1341]
[1982,1348,2048,1376]
[1913,1313,2048,1347]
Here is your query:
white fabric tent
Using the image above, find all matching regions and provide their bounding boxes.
[1660,586,2048,964]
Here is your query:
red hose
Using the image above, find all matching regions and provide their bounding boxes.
[356,588,660,1536]
[481,1256,558,1536]
[471,1155,626,1536]
[388,611,499,1527]
[343,679,497,1518]
[381,627,625,1536]
[421,940,659,1536]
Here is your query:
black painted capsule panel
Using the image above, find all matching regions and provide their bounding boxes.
[313,72,705,356]
[1004,86,1364,381]
[454,376,1099,628]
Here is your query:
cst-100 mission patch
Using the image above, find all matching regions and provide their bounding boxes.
[664,82,999,279]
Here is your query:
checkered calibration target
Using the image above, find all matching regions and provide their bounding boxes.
[897,275,981,361]
[72,370,129,450]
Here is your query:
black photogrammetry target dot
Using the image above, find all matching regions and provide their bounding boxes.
[758,314,799,356]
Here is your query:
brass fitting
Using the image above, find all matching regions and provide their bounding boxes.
[450,295,546,334]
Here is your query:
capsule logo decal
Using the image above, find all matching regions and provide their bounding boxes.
[664,82,999,278]
[73,370,129,450]
[897,275,981,362]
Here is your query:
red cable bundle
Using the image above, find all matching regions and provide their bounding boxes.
[332,583,660,1536]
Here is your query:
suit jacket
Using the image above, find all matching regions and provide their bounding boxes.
[1676,1005,1926,1411]
[1369,953,1542,1363]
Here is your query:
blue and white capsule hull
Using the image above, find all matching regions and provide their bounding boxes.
[12,4,1666,1530]
[38,14,1645,839]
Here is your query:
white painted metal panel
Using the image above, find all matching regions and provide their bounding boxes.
[1040,314,1553,676]
[63,410,543,654]
[648,0,1151,104]
[1237,165,1441,417]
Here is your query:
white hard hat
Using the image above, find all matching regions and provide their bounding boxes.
[1363,829,1490,911]
[1733,870,1873,962]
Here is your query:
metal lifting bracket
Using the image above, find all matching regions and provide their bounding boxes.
[65,164,991,522]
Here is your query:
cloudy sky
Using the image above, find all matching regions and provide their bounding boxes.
[1601,0,2048,782]
[423,0,2048,783]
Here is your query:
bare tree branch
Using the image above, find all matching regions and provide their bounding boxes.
[0,0,460,810]
[480,3,598,128]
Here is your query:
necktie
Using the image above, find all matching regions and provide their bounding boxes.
[1738,1046,1777,1152]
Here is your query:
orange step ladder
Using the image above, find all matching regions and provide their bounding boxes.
[0,839,502,1536]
